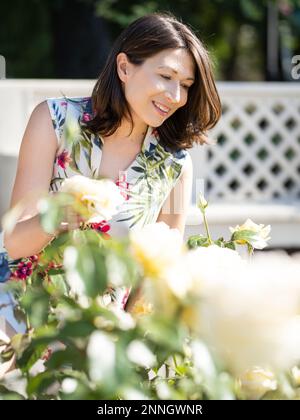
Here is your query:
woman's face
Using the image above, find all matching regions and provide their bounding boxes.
[117,48,195,128]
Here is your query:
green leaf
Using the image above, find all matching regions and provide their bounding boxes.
[26,370,59,397]
[0,348,14,361]
[231,229,254,241]
[224,241,236,250]
[20,287,50,328]
[73,244,108,298]
[45,347,85,371]
[17,330,58,369]
[40,232,71,265]
[38,197,64,235]
[18,342,48,375]
[47,268,65,276]
[48,231,71,248]
[140,315,185,354]
[44,273,68,296]
[59,320,95,338]
[186,235,209,249]
[174,364,188,376]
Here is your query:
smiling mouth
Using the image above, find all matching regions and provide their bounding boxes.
[152,101,170,116]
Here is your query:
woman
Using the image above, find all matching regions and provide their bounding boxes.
[3,12,221,262]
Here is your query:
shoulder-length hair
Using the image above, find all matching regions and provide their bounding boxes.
[85,12,221,151]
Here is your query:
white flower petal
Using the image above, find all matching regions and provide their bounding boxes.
[87,331,116,383]
[127,340,156,368]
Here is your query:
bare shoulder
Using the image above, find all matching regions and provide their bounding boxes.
[32,100,50,114]
[24,100,56,143]
[9,100,58,210]
[19,100,58,158]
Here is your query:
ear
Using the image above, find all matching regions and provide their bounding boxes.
[116,52,130,83]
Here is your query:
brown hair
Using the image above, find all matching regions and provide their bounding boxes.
[85,12,221,151]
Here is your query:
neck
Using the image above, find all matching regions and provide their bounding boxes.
[104,116,148,146]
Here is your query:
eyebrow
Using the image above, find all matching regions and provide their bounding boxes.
[158,65,195,81]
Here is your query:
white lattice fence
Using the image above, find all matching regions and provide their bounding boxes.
[203,83,300,203]
[187,83,300,247]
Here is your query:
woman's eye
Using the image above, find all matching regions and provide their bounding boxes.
[160,75,190,90]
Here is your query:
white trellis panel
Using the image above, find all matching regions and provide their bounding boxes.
[204,82,300,204]
[188,83,300,247]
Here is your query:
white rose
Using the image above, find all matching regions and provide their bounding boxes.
[60,175,124,222]
[129,222,184,279]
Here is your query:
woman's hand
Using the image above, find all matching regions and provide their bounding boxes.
[57,204,85,233]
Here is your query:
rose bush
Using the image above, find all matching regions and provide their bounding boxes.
[1,187,300,400]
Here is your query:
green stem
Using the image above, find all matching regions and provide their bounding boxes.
[201,210,213,245]
[165,363,170,378]
[172,355,178,369]
[26,313,31,332]
[24,277,32,332]
[247,243,254,259]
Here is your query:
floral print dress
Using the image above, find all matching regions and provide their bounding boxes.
[47,96,188,237]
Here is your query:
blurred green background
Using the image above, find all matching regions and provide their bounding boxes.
[1,0,300,81]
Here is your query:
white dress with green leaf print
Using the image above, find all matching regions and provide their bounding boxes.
[47,96,189,238]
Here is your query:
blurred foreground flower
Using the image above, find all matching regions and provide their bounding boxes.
[87,331,116,383]
[291,366,300,386]
[164,245,245,302]
[129,222,185,318]
[162,245,246,331]
[129,222,183,279]
[130,297,153,317]
[239,368,277,400]
[196,251,300,375]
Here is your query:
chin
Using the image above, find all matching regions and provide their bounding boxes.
[141,111,171,127]
[142,118,161,128]
[151,121,164,128]
[149,115,170,127]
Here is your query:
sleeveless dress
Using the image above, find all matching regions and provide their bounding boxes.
[0,96,188,321]
[47,96,188,237]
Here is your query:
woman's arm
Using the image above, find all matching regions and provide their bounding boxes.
[156,153,193,237]
[3,101,59,259]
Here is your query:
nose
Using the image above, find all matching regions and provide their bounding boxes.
[165,82,181,104]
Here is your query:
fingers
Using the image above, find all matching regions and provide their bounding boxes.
[59,206,85,232]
